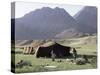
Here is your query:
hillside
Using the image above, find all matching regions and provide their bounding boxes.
[74,6,97,34]
[15,35,97,48]
[11,6,97,40]
[13,7,78,40]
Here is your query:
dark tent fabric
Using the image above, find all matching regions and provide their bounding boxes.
[36,43,71,58]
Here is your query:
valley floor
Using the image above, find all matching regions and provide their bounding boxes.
[11,35,97,73]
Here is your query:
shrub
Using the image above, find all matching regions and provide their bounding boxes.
[15,60,32,68]
[90,57,97,68]
[75,58,86,65]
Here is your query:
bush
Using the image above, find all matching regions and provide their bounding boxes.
[75,58,86,65]
[15,60,32,68]
[90,57,97,68]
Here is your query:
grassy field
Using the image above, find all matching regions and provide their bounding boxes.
[11,36,97,73]
[14,54,95,73]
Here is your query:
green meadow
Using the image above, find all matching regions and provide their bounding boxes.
[11,35,97,73]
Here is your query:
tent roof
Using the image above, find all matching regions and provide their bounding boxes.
[40,42,71,48]
[40,42,55,47]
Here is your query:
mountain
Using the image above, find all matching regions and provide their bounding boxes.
[74,6,97,34]
[55,6,97,39]
[12,7,78,40]
[55,28,82,39]
[12,6,97,40]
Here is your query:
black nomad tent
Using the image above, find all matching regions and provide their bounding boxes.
[36,42,71,58]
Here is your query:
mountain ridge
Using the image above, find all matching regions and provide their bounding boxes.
[11,6,97,40]
[13,7,78,40]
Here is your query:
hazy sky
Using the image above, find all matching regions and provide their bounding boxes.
[15,2,84,18]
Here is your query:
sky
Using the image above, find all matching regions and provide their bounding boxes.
[14,2,84,18]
